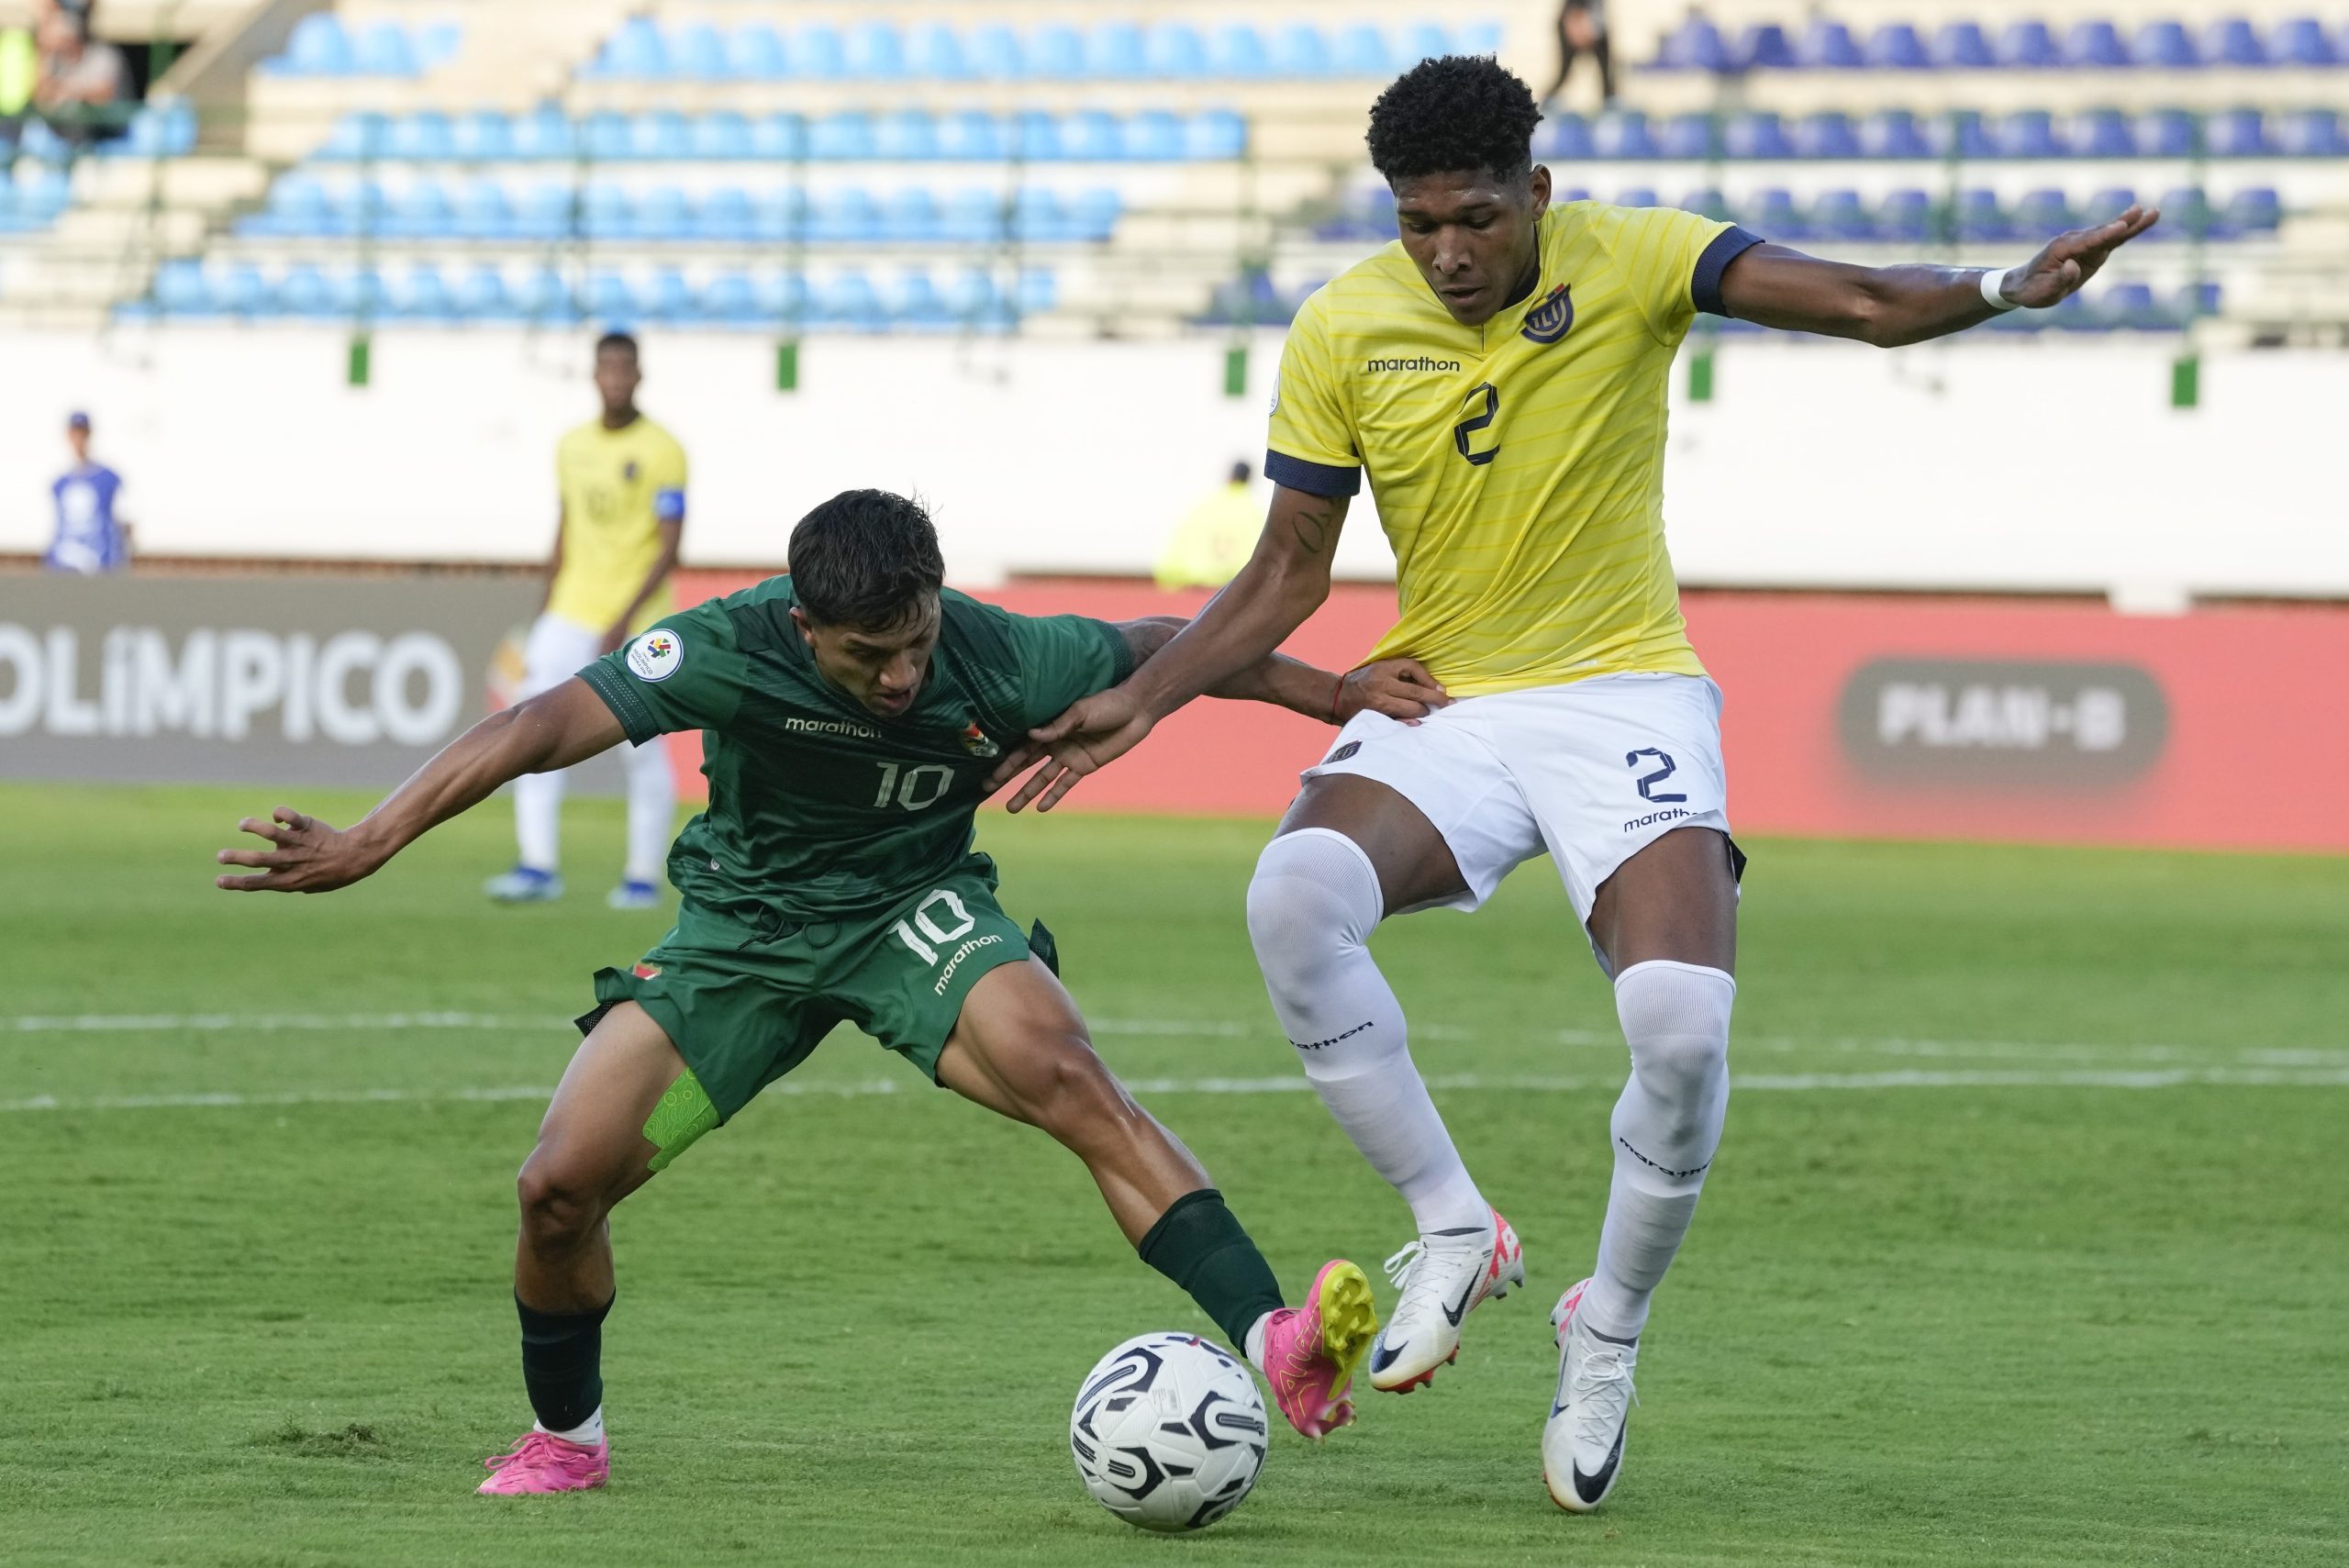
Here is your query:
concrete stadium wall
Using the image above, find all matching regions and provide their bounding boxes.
[2,328,2343,603]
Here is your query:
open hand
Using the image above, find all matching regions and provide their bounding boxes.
[989,686,1156,814]
[1338,659,1450,724]
[215,806,379,894]
[1999,205,2161,308]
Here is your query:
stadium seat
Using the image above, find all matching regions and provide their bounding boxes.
[1798,19,1864,69]
[580,111,629,162]
[1334,25,1391,76]
[885,187,943,243]
[820,271,885,329]
[1146,23,1209,77]
[455,265,513,320]
[674,24,726,80]
[696,186,753,242]
[1876,189,1932,242]
[633,111,692,161]
[2098,282,2165,331]
[909,24,970,80]
[395,264,456,321]
[2014,188,2076,234]
[943,267,1011,328]
[1063,110,1121,162]
[2272,17,2336,66]
[1071,188,1122,242]
[693,111,751,161]
[757,188,809,242]
[2210,109,2271,158]
[1954,188,2009,241]
[452,179,512,240]
[451,110,514,162]
[876,109,939,161]
[2154,186,2215,239]
[280,263,336,318]
[583,183,632,240]
[1811,188,1873,240]
[2083,187,2140,227]
[1091,23,1148,79]
[1726,112,1793,160]
[886,269,952,328]
[1932,22,1996,69]
[1400,24,1452,64]
[1862,110,1933,160]
[700,272,762,326]
[252,173,330,237]
[942,188,1004,243]
[277,14,352,75]
[1017,268,1057,315]
[758,271,813,324]
[2075,109,2137,159]
[1539,114,1595,161]
[1014,111,1062,161]
[1743,188,1806,239]
[1613,186,1660,210]
[751,113,808,161]
[811,112,877,161]
[2175,282,2222,319]
[1274,24,1332,76]
[2204,18,2267,66]
[635,185,691,242]
[2223,186,2282,233]
[319,112,388,162]
[1032,25,1085,79]
[971,25,1025,79]
[1795,112,1861,160]
[516,183,574,240]
[2136,109,2199,158]
[1865,24,1932,70]
[514,106,575,161]
[1940,110,1999,160]
[386,180,456,239]
[1661,114,1713,161]
[848,23,906,79]
[512,266,575,321]
[2133,21,2199,69]
[1678,186,1731,221]
[729,25,788,80]
[154,259,212,315]
[642,267,692,322]
[1998,20,2062,67]
[2064,21,2130,68]
[1741,24,1798,70]
[940,110,1004,162]
[796,25,847,80]
[1125,111,1184,161]
[383,111,450,162]
[1011,187,1064,242]
[601,18,669,79]
[108,98,199,159]
[583,270,638,325]
[1593,110,1659,160]
[2277,109,2345,157]
[1998,110,2064,159]
[1187,110,1246,160]
[815,187,883,243]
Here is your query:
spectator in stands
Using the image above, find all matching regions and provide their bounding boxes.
[1154,461,1261,591]
[34,3,132,147]
[44,410,132,574]
[1541,0,1615,111]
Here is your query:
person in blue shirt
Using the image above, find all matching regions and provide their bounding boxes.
[45,410,130,573]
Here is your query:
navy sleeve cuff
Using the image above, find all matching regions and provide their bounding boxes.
[1264,450,1362,498]
[1692,225,1766,318]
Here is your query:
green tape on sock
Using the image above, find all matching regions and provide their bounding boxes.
[641,1069,719,1173]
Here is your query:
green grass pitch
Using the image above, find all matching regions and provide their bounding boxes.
[4,781,2344,1566]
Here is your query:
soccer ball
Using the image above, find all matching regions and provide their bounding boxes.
[1069,1331,1268,1532]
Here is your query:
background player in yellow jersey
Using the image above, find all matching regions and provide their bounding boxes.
[488,332,689,910]
[1001,56,2154,1512]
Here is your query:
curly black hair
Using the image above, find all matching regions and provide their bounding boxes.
[788,489,945,630]
[1366,55,1542,184]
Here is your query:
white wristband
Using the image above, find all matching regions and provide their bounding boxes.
[1978,267,2019,311]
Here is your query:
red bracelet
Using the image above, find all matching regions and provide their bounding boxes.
[1329,673,1346,725]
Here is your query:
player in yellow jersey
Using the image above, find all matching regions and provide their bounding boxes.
[1000,56,2155,1510]
[488,332,690,910]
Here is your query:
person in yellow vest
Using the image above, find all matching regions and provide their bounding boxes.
[1,20,39,130]
[487,332,687,909]
[1152,461,1260,591]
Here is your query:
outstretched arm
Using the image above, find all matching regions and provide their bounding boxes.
[1115,616,1446,726]
[1000,485,1350,811]
[1720,206,2160,348]
[215,678,626,894]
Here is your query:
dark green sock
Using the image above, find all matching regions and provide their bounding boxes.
[1136,1189,1286,1351]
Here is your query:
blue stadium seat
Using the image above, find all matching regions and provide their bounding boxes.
[757,188,809,242]
[1011,187,1064,241]
[1538,114,1594,161]
[450,110,513,161]
[2083,187,2139,227]
[1798,19,1864,69]
[1213,24,1272,76]
[1998,20,2061,67]
[886,269,952,328]
[2075,109,2136,159]
[278,15,352,75]
[796,25,847,80]
[2272,17,2336,66]
[1612,186,1660,210]
[512,266,574,321]
[971,25,1025,78]
[811,112,877,161]
[1865,24,1931,70]
[1275,24,1332,76]
[1399,24,1451,64]
[1016,267,1057,315]
[943,267,1011,328]
[452,179,512,239]
[1032,25,1085,79]
[513,106,573,161]
[2277,109,2345,157]
[1091,23,1147,78]
[337,180,387,237]
[2014,188,2076,234]
[908,24,969,80]
[1011,110,1060,161]
[2223,186,2282,232]
[1932,22,1996,69]
[1654,17,1730,71]
[1876,189,1932,242]
[387,180,456,239]
[2210,109,2271,157]
[642,267,692,322]
[759,272,813,324]
[1742,188,1806,239]
[1998,111,2064,159]
[2064,21,2130,68]
[1125,111,1184,161]
[815,187,882,243]
[155,259,211,315]
[1186,110,1247,160]
[674,24,726,80]
[1146,23,1209,77]
[418,22,462,68]
[516,184,574,240]
[2203,18,2267,66]
[213,262,265,316]
[820,271,885,329]
[1678,186,1730,221]
[941,110,1004,161]
[692,111,751,161]
[580,111,629,162]
[583,184,632,239]
[729,25,788,80]
[751,114,807,161]
[2136,110,2199,158]
[942,188,1003,243]
[700,272,762,326]
[876,109,939,161]
[1661,114,1713,161]
[636,185,691,241]
[585,270,640,325]
[273,264,335,318]
[385,111,452,161]
[1334,25,1391,76]
[602,18,669,79]
[634,110,692,161]
[848,23,906,78]
[1726,112,1793,159]
[108,98,199,159]
[1811,188,1872,240]
[1063,110,1121,161]
[2097,282,2163,331]
[2174,282,2221,318]
[319,112,387,161]
[2154,186,2214,239]
[453,266,511,320]
[1593,110,1658,160]
[1794,112,1860,159]
[885,187,942,242]
[1738,24,1797,69]
[395,265,456,321]
[335,266,388,317]
[1954,189,2008,241]
[251,173,330,237]
[2133,21,2200,69]
[698,186,754,241]
[1071,188,1122,241]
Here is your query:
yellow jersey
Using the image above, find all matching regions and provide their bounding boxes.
[1154,480,1261,590]
[548,414,688,636]
[1266,203,1759,696]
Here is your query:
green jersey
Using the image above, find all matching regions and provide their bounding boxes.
[579,577,1132,922]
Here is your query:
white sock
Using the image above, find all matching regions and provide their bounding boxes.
[622,736,676,884]
[1247,828,1488,1239]
[536,1405,605,1446]
[1581,959,1736,1341]
[514,765,563,873]
[1243,1311,1272,1373]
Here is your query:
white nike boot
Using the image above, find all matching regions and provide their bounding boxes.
[1364,1207,1524,1393]
[1542,1278,1639,1512]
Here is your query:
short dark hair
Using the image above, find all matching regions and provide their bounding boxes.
[1228,460,1252,484]
[1366,56,1542,185]
[788,490,945,630]
[595,330,639,361]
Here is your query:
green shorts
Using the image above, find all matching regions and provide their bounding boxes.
[580,857,1049,1126]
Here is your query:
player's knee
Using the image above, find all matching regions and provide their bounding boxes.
[1019,1036,1130,1133]
[1246,828,1383,991]
[515,1154,607,1251]
[1615,959,1735,1105]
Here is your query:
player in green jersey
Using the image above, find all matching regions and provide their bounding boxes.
[214,489,1450,1496]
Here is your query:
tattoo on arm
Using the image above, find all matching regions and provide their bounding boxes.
[1287,498,1339,556]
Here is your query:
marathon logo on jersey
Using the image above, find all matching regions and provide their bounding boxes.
[958,721,1000,759]
[626,628,683,683]
[1837,658,2169,786]
[1520,284,1574,345]
[1363,355,1462,373]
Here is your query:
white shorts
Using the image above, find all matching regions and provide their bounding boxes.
[522,611,604,699]
[1301,673,1741,946]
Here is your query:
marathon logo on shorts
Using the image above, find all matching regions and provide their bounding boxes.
[626,628,682,683]
[932,933,1006,995]
[1623,806,1694,835]
[1838,658,2168,786]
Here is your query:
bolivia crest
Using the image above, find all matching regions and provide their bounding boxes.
[959,721,1001,759]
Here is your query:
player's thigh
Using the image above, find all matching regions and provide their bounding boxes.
[1587,827,1739,975]
[1278,775,1468,914]
[935,955,1129,1130]
[528,1000,690,1206]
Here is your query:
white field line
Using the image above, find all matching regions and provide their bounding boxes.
[6,1065,2349,1117]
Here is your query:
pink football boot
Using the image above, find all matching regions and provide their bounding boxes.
[476,1429,609,1495]
[1258,1259,1379,1440]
